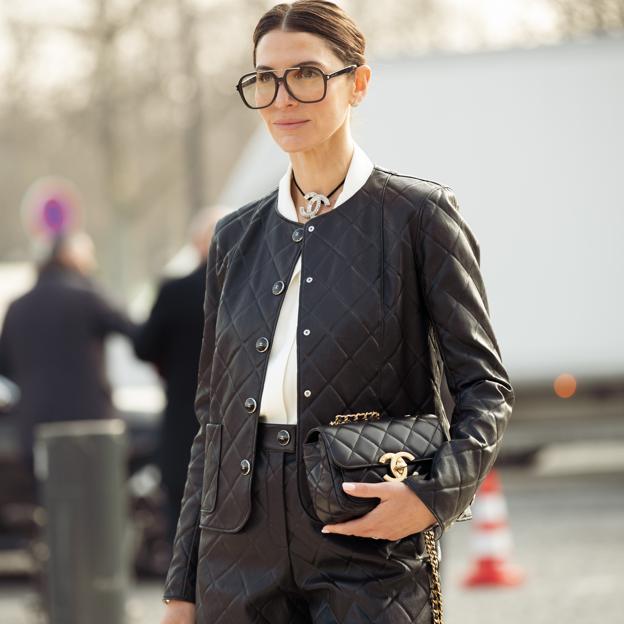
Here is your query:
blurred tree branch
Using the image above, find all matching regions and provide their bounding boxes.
[553,0,624,36]
[0,0,622,296]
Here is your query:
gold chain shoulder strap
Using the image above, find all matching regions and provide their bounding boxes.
[329,411,444,622]
[423,528,444,623]
[328,410,381,426]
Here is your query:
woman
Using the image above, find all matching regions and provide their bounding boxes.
[161,2,514,623]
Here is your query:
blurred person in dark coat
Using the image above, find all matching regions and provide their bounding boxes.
[133,206,230,546]
[0,231,136,472]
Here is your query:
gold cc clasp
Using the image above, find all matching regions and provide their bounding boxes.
[378,451,416,482]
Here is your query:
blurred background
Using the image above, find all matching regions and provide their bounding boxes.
[0,0,623,622]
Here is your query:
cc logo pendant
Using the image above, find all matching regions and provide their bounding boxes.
[378,451,416,482]
[299,192,330,219]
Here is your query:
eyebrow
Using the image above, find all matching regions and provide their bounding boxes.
[255,60,326,71]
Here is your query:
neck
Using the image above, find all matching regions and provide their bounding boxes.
[289,128,354,213]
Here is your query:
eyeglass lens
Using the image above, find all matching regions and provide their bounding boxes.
[240,67,325,108]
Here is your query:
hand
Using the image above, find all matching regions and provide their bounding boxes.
[321,481,438,541]
[160,599,196,624]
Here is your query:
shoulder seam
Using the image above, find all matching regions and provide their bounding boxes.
[215,189,277,233]
[214,188,278,275]
[373,165,448,189]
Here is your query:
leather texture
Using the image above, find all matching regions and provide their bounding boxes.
[303,413,445,524]
[194,423,435,624]
[163,166,515,609]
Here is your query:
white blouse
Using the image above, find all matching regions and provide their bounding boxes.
[258,141,375,424]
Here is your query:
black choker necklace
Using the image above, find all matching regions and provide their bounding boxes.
[292,172,347,220]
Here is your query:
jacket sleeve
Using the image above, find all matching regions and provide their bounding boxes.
[404,185,515,540]
[162,228,226,603]
[133,280,172,370]
[85,284,137,341]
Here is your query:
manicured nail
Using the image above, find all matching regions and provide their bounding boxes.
[342,482,355,492]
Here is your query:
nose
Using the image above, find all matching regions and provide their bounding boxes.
[273,76,296,108]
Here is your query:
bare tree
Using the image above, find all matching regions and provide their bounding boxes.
[553,0,624,37]
[1,0,622,295]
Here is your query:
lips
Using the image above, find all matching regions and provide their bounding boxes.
[274,120,309,128]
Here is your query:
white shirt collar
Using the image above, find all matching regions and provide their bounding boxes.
[276,141,374,222]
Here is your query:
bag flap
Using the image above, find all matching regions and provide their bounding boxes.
[316,413,445,470]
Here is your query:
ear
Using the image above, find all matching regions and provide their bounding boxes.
[350,64,372,107]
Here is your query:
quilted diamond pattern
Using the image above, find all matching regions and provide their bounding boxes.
[302,414,445,524]
[321,413,443,468]
[193,447,434,623]
[162,213,230,602]
[201,423,222,513]
[162,167,515,609]
[400,183,515,537]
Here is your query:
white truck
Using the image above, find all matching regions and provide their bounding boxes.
[218,36,624,460]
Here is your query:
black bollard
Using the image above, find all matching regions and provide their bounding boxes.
[34,419,129,624]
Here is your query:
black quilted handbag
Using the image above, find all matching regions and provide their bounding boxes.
[303,410,447,623]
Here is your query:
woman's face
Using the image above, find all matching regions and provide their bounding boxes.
[253,29,368,154]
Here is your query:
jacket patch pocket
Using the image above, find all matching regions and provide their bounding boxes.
[200,423,222,514]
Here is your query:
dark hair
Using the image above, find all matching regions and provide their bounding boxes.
[253,0,366,68]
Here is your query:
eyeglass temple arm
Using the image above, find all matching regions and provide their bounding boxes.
[326,65,358,79]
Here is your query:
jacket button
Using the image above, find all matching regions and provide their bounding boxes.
[277,429,290,445]
[272,280,285,295]
[255,337,269,352]
[307,225,315,232]
[292,228,304,242]
[303,329,310,336]
[303,389,312,397]
[240,459,251,475]
[244,397,257,413]
[305,276,313,283]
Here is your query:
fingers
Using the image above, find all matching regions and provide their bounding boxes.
[341,481,389,499]
[322,501,390,538]
[322,481,426,540]
[322,512,380,537]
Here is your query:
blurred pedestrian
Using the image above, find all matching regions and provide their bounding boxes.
[0,230,136,474]
[133,206,230,548]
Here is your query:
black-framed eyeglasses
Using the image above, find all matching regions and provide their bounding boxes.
[235,64,358,109]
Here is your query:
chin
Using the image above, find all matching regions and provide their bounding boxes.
[273,130,335,156]
[272,134,312,154]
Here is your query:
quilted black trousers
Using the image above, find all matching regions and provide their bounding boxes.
[195,423,435,624]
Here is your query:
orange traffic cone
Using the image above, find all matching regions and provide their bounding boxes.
[462,469,525,587]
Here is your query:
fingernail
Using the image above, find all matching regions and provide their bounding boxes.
[342,482,355,492]
[321,527,330,533]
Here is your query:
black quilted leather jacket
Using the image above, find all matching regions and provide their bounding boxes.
[163,166,515,602]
